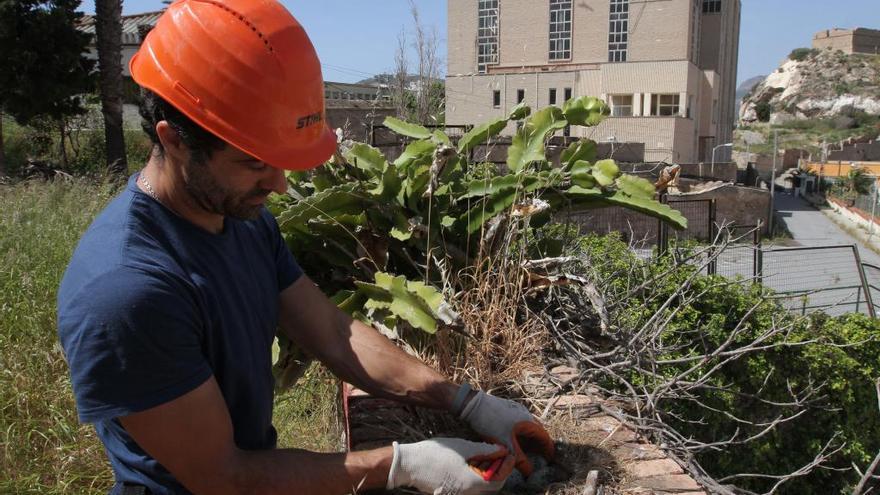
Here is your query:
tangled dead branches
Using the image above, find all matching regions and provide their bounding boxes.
[527,227,866,494]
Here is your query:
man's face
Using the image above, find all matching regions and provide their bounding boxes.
[181,145,286,221]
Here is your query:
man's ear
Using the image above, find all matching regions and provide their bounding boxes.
[155,121,187,162]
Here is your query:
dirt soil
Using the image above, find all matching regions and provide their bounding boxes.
[346,378,706,495]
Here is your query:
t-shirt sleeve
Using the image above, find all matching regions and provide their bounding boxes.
[57,266,213,423]
[264,210,303,291]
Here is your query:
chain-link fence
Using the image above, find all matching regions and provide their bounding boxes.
[862,263,880,317]
[757,245,875,317]
[714,224,762,280]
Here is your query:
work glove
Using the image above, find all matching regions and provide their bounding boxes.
[460,391,555,477]
[386,438,514,494]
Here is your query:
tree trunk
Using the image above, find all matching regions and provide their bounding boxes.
[0,112,6,177]
[58,118,69,169]
[94,0,128,179]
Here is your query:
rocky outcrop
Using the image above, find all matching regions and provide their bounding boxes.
[740,48,880,124]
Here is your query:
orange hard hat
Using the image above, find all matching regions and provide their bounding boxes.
[130,0,336,171]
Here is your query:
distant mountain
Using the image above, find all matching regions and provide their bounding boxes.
[735,75,765,110]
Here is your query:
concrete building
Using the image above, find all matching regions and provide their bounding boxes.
[446,0,741,163]
[812,28,880,55]
[324,82,392,106]
[78,11,162,77]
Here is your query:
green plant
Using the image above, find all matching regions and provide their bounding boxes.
[271,98,687,386]
[789,47,818,62]
[560,233,880,494]
[756,102,772,122]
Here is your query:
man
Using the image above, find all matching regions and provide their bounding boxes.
[57,1,553,494]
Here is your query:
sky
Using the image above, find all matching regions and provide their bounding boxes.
[77,1,880,88]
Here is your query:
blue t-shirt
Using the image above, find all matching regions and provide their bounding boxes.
[57,173,303,494]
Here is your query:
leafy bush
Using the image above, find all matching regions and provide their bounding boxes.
[789,47,818,62]
[756,101,773,122]
[567,233,880,494]
[270,98,687,388]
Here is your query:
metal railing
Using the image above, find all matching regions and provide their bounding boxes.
[754,245,875,318]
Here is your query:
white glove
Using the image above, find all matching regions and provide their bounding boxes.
[460,391,555,476]
[460,391,533,450]
[386,438,512,494]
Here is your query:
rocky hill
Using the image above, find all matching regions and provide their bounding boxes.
[735,75,765,110]
[740,48,880,125]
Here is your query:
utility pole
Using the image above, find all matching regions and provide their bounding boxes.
[768,129,779,236]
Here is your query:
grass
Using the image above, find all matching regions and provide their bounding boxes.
[0,179,339,493]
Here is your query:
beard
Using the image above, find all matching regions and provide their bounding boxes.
[182,159,270,221]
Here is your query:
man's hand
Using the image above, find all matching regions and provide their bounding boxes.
[460,391,555,477]
[387,438,514,494]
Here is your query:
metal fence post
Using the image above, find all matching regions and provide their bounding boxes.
[708,199,718,275]
[852,245,877,318]
[756,231,764,285]
[657,194,668,256]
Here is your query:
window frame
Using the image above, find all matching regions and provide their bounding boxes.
[702,0,721,14]
[477,0,500,74]
[650,94,681,117]
[493,90,501,108]
[549,0,573,61]
[549,88,558,105]
[517,89,526,104]
[610,94,634,117]
[608,0,629,63]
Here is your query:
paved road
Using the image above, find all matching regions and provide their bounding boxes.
[766,194,880,316]
[774,194,880,266]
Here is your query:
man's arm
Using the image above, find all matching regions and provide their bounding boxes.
[119,376,392,495]
[278,275,462,411]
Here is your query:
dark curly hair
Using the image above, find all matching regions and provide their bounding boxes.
[138,89,227,165]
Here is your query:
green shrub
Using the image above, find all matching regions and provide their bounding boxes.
[571,233,880,494]
[789,47,818,62]
[756,102,772,122]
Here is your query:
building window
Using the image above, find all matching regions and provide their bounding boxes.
[549,0,572,61]
[610,95,633,117]
[690,0,701,63]
[549,88,557,105]
[650,94,680,116]
[493,90,501,108]
[477,0,499,74]
[517,89,526,103]
[608,0,629,62]
[564,87,573,101]
[702,0,721,14]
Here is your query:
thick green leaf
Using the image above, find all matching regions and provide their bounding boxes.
[572,174,597,189]
[461,187,519,234]
[384,116,432,139]
[564,186,687,229]
[370,162,402,200]
[508,102,531,120]
[345,143,387,175]
[562,96,610,127]
[333,290,368,315]
[369,272,441,334]
[394,139,437,169]
[457,117,509,153]
[617,175,656,201]
[603,192,688,229]
[593,159,620,187]
[507,106,567,174]
[561,140,597,169]
[276,184,363,231]
[432,130,452,146]
[460,175,522,199]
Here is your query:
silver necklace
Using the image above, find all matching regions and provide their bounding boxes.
[140,173,159,201]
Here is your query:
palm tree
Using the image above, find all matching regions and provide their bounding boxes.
[94,0,127,178]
